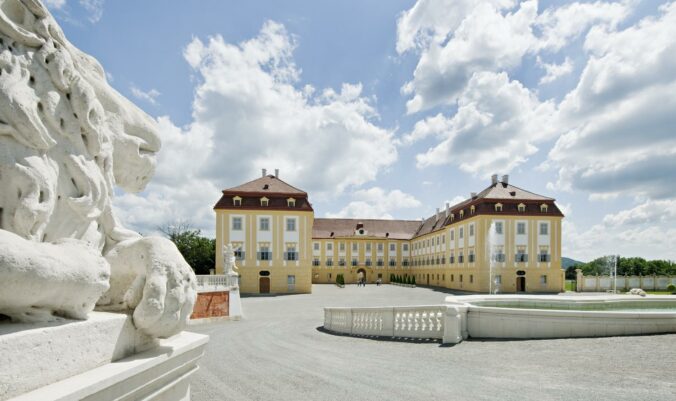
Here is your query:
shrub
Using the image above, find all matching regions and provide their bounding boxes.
[412,276,416,286]
[667,283,676,293]
[390,274,395,282]
[336,274,345,286]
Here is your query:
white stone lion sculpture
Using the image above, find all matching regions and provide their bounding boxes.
[0,0,196,338]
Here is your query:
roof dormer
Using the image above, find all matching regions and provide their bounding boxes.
[518,203,526,213]
[233,196,242,207]
[287,197,296,207]
[260,197,269,207]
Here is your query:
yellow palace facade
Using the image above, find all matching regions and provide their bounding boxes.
[215,171,564,294]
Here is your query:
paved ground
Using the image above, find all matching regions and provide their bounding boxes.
[189,285,676,401]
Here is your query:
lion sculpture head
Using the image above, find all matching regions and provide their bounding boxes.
[0,0,158,248]
[0,0,196,339]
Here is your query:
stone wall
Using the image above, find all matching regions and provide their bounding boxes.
[575,270,676,292]
[191,291,230,319]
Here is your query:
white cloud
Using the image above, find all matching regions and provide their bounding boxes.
[326,187,421,219]
[130,85,161,105]
[537,56,574,84]
[405,71,556,177]
[401,1,538,113]
[602,200,676,227]
[548,2,676,200]
[535,0,635,52]
[79,0,104,23]
[114,21,396,234]
[397,0,635,113]
[44,0,67,9]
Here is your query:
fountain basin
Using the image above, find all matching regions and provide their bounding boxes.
[446,294,676,341]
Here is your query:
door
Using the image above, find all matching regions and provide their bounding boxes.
[427,274,430,285]
[259,277,270,293]
[516,276,526,292]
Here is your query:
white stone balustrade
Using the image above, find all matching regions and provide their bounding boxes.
[324,305,459,343]
[195,274,237,292]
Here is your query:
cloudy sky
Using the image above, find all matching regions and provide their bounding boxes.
[49,0,676,261]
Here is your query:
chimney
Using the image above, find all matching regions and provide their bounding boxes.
[275,168,279,178]
[491,174,498,185]
[471,192,477,199]
[502,174,509,184]
[436,207,440,221]
[445,202,450,217]
[262,168,267,177]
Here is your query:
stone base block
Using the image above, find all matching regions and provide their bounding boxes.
[1,312,156,399]
[9,331,208,401]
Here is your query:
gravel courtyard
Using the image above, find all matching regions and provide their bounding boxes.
[189,285,676,401]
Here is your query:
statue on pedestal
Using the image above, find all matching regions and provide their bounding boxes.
[0,0,196,338]
[223,243,239,288]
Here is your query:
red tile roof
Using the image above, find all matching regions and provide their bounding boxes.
[312,218,421,240]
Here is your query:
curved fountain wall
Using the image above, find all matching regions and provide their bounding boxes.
[323,295,676,344]
[447,295,676,342]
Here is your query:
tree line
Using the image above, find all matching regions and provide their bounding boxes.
[159,222,215,275]
[566,256,676,279]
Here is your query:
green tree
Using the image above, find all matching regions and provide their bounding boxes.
[159,222,215,275]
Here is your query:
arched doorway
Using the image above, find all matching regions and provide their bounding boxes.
[357,268,366,283]
[516,276,526,292]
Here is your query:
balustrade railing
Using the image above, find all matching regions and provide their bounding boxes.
[324,305,448,340]
[195,274,237,292]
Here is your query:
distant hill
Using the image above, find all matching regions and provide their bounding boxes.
[562,257,584,269]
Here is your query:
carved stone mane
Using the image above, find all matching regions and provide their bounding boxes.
[0,0,196,338]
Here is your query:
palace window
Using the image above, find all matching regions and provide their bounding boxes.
[377,243,384,252]
[495,275,502,285]
[450,229,454,241]
[339,242,345,252]
[312,258,320,266]
[233,196,242,207]
[286,218,296,232]
[352,243,358,252]
[389,258,396,267]
[539,223,548,235]
[402,258,410,267]
[495,222,503,234]
[515,249,528,263]
[234,246,245,260]
[257,246,271,261]
[287,198,296,207]
[517,222,526,235]
[539,249,551,262]
[377,258,384,267]
[495,203,503,212]
[259,217,270,231]
[403,244,409,252]
[390,243,396,252]
[366,243,371,252]
[338,258,346,266]
[458,252,464,263]
[459,227,464,239]
[470,205,475,215]
[469,224,474,237]
[232,217,242,231]
[326,258,333,267]
[518,203,526,213]
[313,242,320,251]
[327,243,333,251]
[540,204,548,213]
[459,210,464,218]
[365,258,372,266]
[260,197,269,207]
[469,251,475,263]
[540,275,548,285]
[449,254,455,264]
[351,258,358,266]
[284,247,298,261]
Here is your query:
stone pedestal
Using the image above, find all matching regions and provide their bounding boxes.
[0,312,208,401]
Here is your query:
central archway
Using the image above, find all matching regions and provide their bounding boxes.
[357,268,366,282]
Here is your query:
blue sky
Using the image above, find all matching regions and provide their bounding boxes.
[48,0,676,261]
